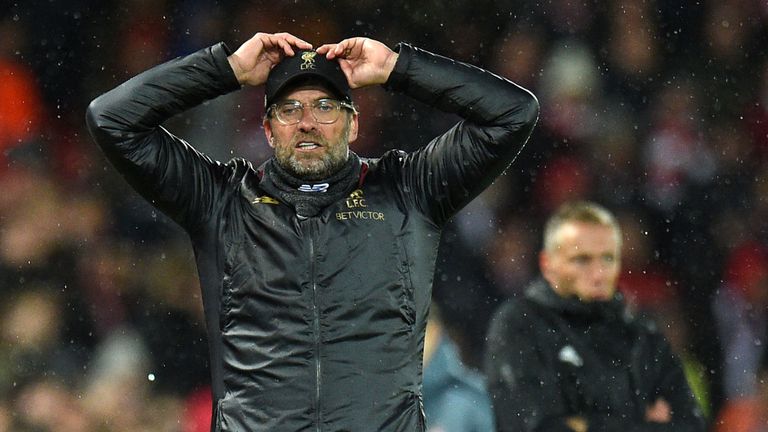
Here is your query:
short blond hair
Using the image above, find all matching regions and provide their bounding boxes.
[543,201,621,252]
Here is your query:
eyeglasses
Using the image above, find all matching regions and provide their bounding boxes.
[268,98,356,125]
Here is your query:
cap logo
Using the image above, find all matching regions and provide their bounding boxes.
[300,52,317,70]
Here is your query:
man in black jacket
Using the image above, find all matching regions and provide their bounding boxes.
[484,201,706,432]
[86,32,538,431]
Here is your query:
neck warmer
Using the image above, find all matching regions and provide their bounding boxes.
[528,278,627,323]
[260,152,361,218]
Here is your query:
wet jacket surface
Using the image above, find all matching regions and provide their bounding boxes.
[484,279,706,432]
[86,42,538,431]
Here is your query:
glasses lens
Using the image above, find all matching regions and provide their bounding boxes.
[312,100,341,124]
[272,99,349,125]
[275,102,303,125]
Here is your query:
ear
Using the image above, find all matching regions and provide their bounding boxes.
[539,250,562,294]
[539,250,551,281]
[263,118,275,148]
[348,112,359,144]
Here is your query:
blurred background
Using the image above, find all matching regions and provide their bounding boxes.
[1,0,767,430]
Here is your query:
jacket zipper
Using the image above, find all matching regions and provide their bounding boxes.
[308,220,322,432]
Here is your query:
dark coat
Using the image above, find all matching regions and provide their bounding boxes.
[86,41,538,432]
[484,279,706,432]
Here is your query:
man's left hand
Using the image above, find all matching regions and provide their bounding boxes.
[316,37,398,89]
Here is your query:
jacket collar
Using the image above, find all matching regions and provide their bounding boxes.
[525,278,628,323]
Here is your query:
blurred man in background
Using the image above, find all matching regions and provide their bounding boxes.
[484,201,705,432]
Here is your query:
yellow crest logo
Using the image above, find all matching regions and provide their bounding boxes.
[345,189,366,208]
[337,189,385,221]
[301,52,317,70]
[252,196,280,205]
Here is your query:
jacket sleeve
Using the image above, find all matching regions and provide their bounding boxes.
[582,325,707,432]
[484,301,575,432]
[85,42,242,232]
[384,43,539,226]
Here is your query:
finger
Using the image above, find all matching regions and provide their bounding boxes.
[265,34,292,56]
[336,38,361,58]
[277,38,295,57]
[261,33,282,51]
[318,43,342,59]
[262,33,309,57]
[278,32,313,51]
[316,43,336,56]
[334,39,351,57]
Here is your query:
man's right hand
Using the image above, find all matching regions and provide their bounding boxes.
[565,416,588,432]
[645,398,672,423]
[565,398,671,431]
[227,32,313,87]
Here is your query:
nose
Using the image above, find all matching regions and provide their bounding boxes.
[590,261,610,281]
[297,107,317,132]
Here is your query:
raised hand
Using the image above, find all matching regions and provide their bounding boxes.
[316,37,398,89]
[227,32,313,87]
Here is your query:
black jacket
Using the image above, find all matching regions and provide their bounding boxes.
[86,42,538,431]
[484,280,706,432]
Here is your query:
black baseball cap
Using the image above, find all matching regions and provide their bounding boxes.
[264,50,352,108]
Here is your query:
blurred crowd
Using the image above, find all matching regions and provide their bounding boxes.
[1,0,768,430]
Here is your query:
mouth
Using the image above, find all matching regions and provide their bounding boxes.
[296,141,321,150]
[294,141,322,152]
[293,135,323,151]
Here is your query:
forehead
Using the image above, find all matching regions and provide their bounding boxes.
[553,221,618,252]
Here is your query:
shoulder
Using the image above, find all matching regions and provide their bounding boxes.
[220,157,259,181]
[218,157,264,202]
[620,305,663,337]
[432,356,493,416]
[491,296,535,324]
[357,151,409,191]
[440,382,492,411]
[224,156,255,171]
[361,150,406,171]
[440,341,490,394]
[487,296,538,338]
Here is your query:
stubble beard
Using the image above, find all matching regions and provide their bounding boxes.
[274,121,351,181]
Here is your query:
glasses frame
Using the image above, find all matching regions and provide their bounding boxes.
[267,98,357,126]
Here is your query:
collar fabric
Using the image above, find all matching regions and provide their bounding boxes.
[526,278,627,323]
[259,152,361,218]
